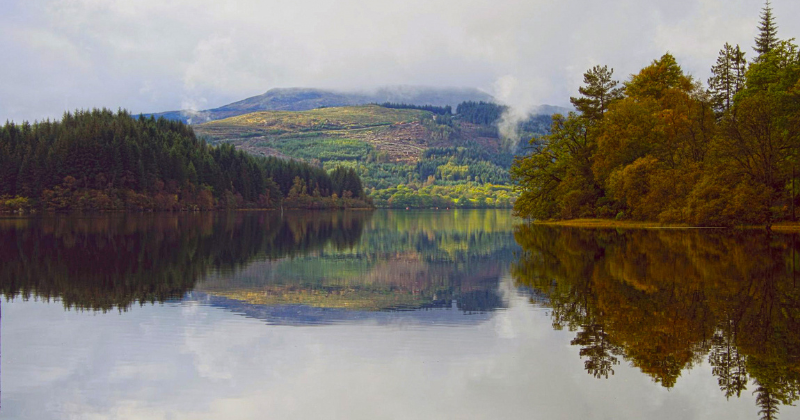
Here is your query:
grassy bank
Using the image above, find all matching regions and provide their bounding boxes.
[533,218,800,231]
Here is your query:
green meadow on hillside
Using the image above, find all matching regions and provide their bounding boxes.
[195,104,548,208]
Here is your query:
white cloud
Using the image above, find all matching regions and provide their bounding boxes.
[2,0,799,122]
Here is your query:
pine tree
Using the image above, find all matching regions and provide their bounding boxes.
[754,0,779,60]
[708,43,747,115]
[754,384,780,420]
[570,65,624,121]
[732,44,748,93]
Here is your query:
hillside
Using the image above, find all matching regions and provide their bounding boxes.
[149,86,495,124]
[195,104,552,208]
[196,105,494,163]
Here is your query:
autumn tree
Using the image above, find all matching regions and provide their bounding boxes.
[512,7,798,226]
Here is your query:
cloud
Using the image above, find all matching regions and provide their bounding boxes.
[2,0,799,122]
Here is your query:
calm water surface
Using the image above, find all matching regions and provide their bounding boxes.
[1,210,798,419]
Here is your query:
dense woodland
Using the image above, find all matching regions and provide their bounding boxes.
[512,2,800,226]
[455,101,508,125]
[0,109,369,211]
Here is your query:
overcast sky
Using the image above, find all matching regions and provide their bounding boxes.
[2,0,799,123]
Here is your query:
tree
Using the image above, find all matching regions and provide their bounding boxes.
[511,113,598,219]
[754,0,779,60]
[625,53,695,100]
[570,65,624,122]
[716,40,800,225]
[708,43,747,115]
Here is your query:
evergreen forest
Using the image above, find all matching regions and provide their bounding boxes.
[0,109,370,212]
[512,2,800,226]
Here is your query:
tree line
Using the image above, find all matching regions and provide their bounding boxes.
[378,102,452,115]
[512,1,800,226]
[0,109,370,211]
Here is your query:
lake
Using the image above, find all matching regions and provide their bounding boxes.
[1,210,798,419]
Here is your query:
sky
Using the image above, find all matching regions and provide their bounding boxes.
[2,0,799,123]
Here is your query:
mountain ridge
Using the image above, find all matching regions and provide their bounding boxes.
[146,86,571,124]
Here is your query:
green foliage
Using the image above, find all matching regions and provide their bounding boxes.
[269,137,373,162]
[0,196,33,212]
[370,182,515,209]
[419,113,455,141]
[511,112,599,219]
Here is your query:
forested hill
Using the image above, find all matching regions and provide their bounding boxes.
[194,103,553,208]
[0,109,370,212]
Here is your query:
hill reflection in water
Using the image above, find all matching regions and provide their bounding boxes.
[512,225,800,420]
[0,210,518,318]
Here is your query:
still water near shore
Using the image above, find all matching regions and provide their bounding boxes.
[1,210,798,419]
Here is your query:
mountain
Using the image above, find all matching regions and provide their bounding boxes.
[193,103,553,208]
[148,86,496,124]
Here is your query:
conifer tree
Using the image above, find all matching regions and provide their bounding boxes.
[754,0,779,60]
[570,65,623,122]
[708,43,747,115]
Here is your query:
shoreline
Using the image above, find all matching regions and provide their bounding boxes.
[0,206,376,216]
[531,218,800,231]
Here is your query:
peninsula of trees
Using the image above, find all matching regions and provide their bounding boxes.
[0,109,370,212]
[512,1,800,227]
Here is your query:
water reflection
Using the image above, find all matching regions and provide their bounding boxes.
[512,225,800,419]
[0,210,518,316]
[0,210,522,419]
[193,209,518,320]
[0,212,369,311]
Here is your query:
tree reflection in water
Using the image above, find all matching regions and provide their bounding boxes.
[0,209,517,314]
[512,225,800,420]
[0,212,370,311]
